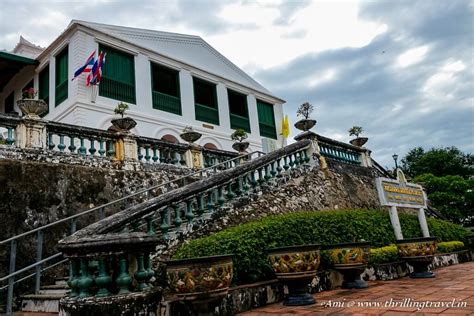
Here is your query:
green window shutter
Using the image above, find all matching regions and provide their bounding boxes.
[194,78,219,125]
[99,44,136,104]
[151,63,181,115]
[228,89,250,133]
[39,65,49,116]
[55,47,68,106]
[257,100,277,139]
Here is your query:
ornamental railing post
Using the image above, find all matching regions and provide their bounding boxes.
[15,118,47,149]
[184,143,203,169]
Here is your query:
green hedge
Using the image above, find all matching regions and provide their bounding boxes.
[369,245,399,265]
[174,209,469,284]
[437,241,465,253]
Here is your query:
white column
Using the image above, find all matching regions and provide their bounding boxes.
[179,70,195,123]
[135,54,151,108]
[247,94,260,138]
[418,208,430,237]
[389,206,404,240]
[216,82,230,130]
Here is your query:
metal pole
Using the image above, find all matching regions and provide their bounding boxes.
[6,240,17,314]
[35,231,43,293]
[389,206,404,240]
[99,207,105,220]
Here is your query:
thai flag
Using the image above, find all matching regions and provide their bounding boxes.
[87,51,106,86]
[72,51,95,81]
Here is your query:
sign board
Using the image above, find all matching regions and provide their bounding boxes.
[376,169,427,208]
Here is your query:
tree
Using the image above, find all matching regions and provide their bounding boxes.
[414,174,474,226]
[401,146,473,179]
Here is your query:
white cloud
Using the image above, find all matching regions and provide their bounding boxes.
[396,45,429,68]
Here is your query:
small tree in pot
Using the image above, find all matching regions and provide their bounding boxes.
[111,102,137,132]
[294,102,316,132]
[231,129,249,153]
[348,126,368,147]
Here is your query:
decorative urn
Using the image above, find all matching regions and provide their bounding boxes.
[180,127,202,144]
[267,244,321,306]
[294,119,317,132]
[326,242,371,289]
[231,141,249,153]
[166,254,233,315]
[111,117,137,132]
[17,99,48,119]
[396,237,437,278]
[349,137,369,147]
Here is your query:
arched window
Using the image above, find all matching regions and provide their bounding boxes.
[203,143,218,150]
[161,134,179,143]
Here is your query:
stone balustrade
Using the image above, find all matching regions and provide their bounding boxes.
[136,136,189,167]
[316,133,372,167]
[56,140,314,311]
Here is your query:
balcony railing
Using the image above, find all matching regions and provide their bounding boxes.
[152,91,181,115]
[136,136,190,166]
[0,114,20,146]
[317,134,363,165]
[195,103,219,125]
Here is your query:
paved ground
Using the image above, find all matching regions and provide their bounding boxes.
[240,262,474,315]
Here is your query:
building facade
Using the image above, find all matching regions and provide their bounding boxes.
[0,20,286,152]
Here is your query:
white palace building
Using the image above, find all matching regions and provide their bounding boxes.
[0,20,285,152]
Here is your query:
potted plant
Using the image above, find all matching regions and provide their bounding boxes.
[231,129,249,152]
[348,126,368,147]
[294,102,316,132]
[111,102,137,132]
[326,241,371,289]
[267,244,321,306]
[17,88,48,119]
[180,126,202,144]
[396,237,437,278]
[166,254,233,315]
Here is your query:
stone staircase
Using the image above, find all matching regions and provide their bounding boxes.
[19,278,69,314]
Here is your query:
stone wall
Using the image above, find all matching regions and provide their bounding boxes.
[0,149,192,283]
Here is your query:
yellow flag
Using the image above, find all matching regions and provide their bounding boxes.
[282,115,290,138]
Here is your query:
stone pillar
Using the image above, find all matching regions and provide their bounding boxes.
[389,206,404,240]
[184,143,204,169]
[293,131,323,167]
[15,118,47,149]
[418,208,430,237]
[360,149,372,167]
[115,134,138,161]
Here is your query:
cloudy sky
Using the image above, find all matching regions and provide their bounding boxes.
[1,0,472,167]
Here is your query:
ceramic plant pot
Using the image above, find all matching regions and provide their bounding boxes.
[17,99,48,119]
[111,117,137,132]
[327,242,371,289]
[294,119,316,132]
[232,141,249,153]
[267,244,321,306]
[349,137,368,147]
[396,237,437,278]
[166,255,233,315]
[180,131,202,143]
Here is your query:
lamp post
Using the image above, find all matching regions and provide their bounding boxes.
[392,153,399,170]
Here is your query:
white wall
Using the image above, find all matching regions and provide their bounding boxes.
[2,29,285,153]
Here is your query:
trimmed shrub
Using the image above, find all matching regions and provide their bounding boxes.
[174,209,469,284]
[369,245,399,265]
[436,241,465,253]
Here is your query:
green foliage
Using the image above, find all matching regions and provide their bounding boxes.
[230,129,248,142]
[296,102,314,120]
[436,241,465,253]
[369,245,399,265]
[401,146,473,179]
[348,126,363,138]
[414,173,474,225]
[174,209,469,284]
[114,102,129,118]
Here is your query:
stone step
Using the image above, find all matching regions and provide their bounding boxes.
[41,284,69,290]
[14,312,58,316]
[20,294,64,313]
[54,279,68,286]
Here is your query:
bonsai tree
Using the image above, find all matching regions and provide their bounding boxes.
[114,102,129,118]
[231,129,248,143]
[296,102,314,120]
[348,126,363,138]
